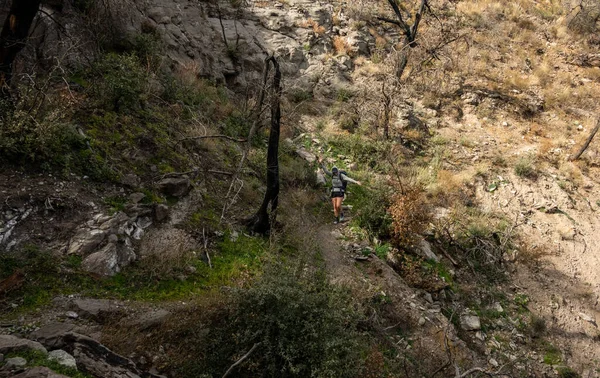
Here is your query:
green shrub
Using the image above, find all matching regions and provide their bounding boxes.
[89,53,147,112]
[289,88,313,103]
[557,366,581,378]
[182,263,366,377]
[514,156,538,179]
[351,185,393,240]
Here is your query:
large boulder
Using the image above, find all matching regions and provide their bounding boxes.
[156,177,192,197]
[0,335,47,355]
[70,299,124,322]
[29,323,75,349]
[81,240,136,277]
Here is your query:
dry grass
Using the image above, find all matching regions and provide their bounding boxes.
[333,36,351,56]
[299,18,326,35]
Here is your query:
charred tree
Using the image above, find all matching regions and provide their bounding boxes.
[569,118,600,161]
[378,0,429,79]
[0,0,42,95]
[246,56,282,234]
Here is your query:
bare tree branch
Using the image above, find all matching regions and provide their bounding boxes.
[569,118,600,161]
[179,135,247,143]
[222,342,261,378]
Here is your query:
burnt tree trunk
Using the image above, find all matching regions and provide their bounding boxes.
[0,0,42,95]
[380,0,429,79]
[569,118,600,161]
[247,56,282,234]
[381,81,391,139]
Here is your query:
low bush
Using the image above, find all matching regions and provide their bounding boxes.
[389,186,432,250]
[172,263,366,377]
[351,185,393,240]
[514,156,538,179]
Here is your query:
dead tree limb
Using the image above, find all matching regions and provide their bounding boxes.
[569,118,600,161]
[0,0,42,95]
[246,56,282,234]
[179,135,247,143]
[222,342,261,378]
[379,0,429,78]
[220,55,271,222]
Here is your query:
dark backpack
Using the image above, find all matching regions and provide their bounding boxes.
[339,170,348,191]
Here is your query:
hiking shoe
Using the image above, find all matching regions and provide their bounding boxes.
[340,213,345,222]
[334,217,340,224]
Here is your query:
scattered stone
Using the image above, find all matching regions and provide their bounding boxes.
[475,331,485,341]
[330,229,344,240]
[48,350,77,369]
[5,356,27,369]
[0,335,47,355]
[136,217,152,229]
[156,177,191,197]
[417,239,439,262]
[424,293,433,304]
[70,299,122,322]
[129,192,145,204]
[133,310,171,331]
[579,312,597,327]
[120,174,140,188]
[67,228,106,255]
[296,148,316,163]
[489,358,499,368]
[418,317,426,326]
[154,204,169,222]
[491,302,504,313]
[65,311,79,319]
[460,315,481,331]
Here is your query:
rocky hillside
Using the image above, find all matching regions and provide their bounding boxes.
[1,0,600,377]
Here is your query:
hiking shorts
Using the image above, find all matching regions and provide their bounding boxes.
[331,190,345,198]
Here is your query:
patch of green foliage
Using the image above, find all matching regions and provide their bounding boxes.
[173,263,366,377]
[514,293,530,312]
[349,185,392,240]
[514,156,538,179]
[423,259,454,289]
[2,350,92,378]
[543,344,562,365]
[0,234,267,315]
[104,195,127,214]
[374,243,391,259]
[557,366,581,378]
[327,135,391,172]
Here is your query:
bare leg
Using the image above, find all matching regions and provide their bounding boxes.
[334,197,343,218]
[331,198,339,217]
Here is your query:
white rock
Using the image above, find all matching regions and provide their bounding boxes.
[460,315,481,331]
[489,358,499,367]
[49,349,77,369]
[491,302,504,313]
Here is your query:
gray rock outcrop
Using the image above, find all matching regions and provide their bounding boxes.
[0,335,47,355]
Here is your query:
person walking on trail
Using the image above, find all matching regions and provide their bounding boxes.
[318,157,362,224]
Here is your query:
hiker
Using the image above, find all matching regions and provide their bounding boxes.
[318,157,362,224]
